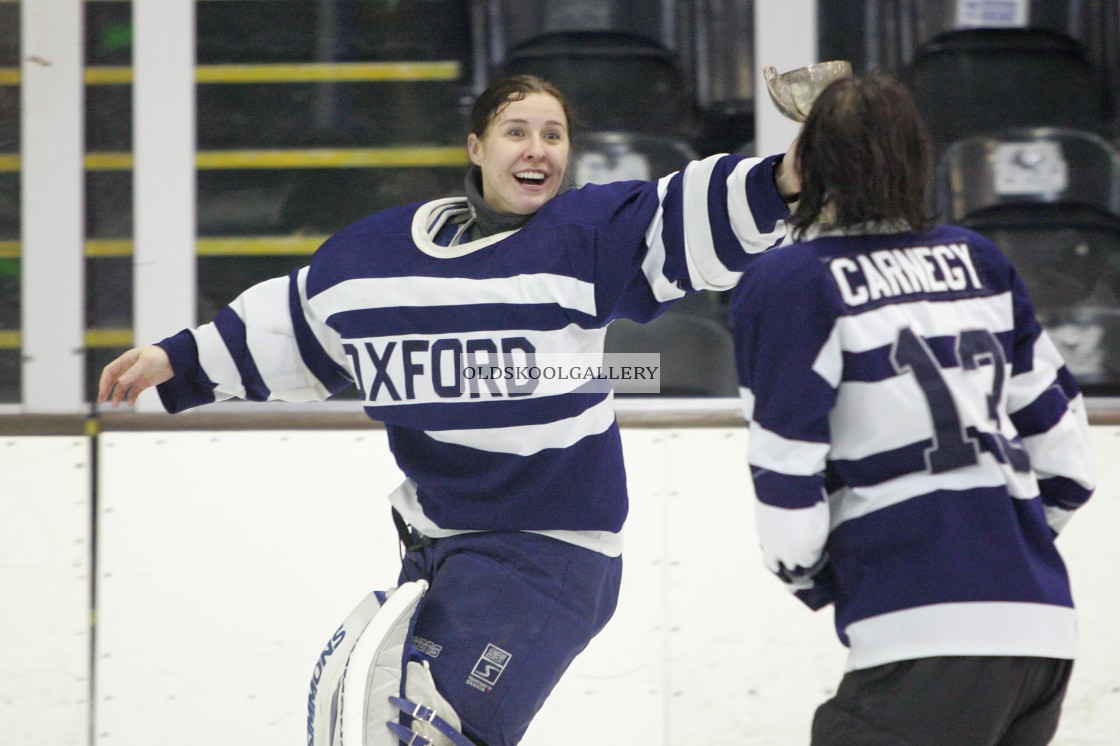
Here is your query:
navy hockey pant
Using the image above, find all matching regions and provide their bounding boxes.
[399,531,623,745]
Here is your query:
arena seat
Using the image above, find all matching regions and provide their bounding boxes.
[572,131,699,186]
[605,289,739,398]
[937,128,1120,392]
[904,28,1110,156]
[503,31,693,139]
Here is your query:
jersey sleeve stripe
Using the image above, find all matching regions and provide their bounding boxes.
[155,329,220,412]
[1036,475,1093,511]
[1009,384,1070,437]
[214,306,272,402]
[751,469,827,509]
[640,176,687,303]
[657,169,694,292]
[810,326,844,388]
[288,269,353,395]
[1021,406,1095,490]
[705,157,749,271]
[1055,365,1080,401]
[740,155,790,238]
[680,155,740,290]
[748,422,830,476]
[1008,331,1071,413]
[233,273,334,402]
[190,320,243,401]
[191,320,244,401]
[718,155,791,262]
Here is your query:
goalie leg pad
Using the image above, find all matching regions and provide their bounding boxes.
[307,589,392,745]
[307,580,428,746]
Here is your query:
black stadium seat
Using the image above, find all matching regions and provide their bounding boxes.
[937,128,1120,390]
[904,28,1110,156]
[503,31,693,139]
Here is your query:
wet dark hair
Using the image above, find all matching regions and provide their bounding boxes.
[791,72,935,241]
[469,74,575,141]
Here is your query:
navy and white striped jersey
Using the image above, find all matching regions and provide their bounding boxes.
[157,154,790,556]
[730,223,1095,671]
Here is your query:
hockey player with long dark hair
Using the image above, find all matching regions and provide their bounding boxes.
[731,73,1095,746]
[99,74,800,745]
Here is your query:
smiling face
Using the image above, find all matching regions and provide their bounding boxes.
[467,92,570,215]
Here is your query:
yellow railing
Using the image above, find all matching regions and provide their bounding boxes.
[0,329,133,350]
[0,147,468,172]
[1,58,467,171]
[0,61,461,86]
[0,58,467,353]
[0,236,333,259]
[0,234,334,349]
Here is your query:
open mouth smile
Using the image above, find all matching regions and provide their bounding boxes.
[514,170,548,187]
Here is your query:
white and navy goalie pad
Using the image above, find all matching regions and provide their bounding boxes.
[307,580,472,746]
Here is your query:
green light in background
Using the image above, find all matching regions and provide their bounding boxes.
[102,22,132,53]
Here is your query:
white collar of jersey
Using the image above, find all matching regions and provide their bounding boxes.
[804,219,912,240]
[411,197,521,258]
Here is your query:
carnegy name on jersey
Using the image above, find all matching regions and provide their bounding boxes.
[829,242,983,306]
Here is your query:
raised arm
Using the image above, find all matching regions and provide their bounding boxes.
[577,148,798,326]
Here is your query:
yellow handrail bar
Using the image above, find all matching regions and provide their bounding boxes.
[0,147,468,172]
[0,61,461,86]
[2,236,334,258]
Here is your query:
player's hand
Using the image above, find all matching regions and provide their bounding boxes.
[98,345,174,408]
[775,136,801,202]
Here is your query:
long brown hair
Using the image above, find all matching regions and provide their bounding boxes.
[791,73,935,240]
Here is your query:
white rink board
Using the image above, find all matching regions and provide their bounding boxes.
[93,426,1120,745]
[94,431,405,745]
[0,436,91,745]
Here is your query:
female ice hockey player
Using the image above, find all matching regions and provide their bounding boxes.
[99,74,799,745]
[731,73,1095,746]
